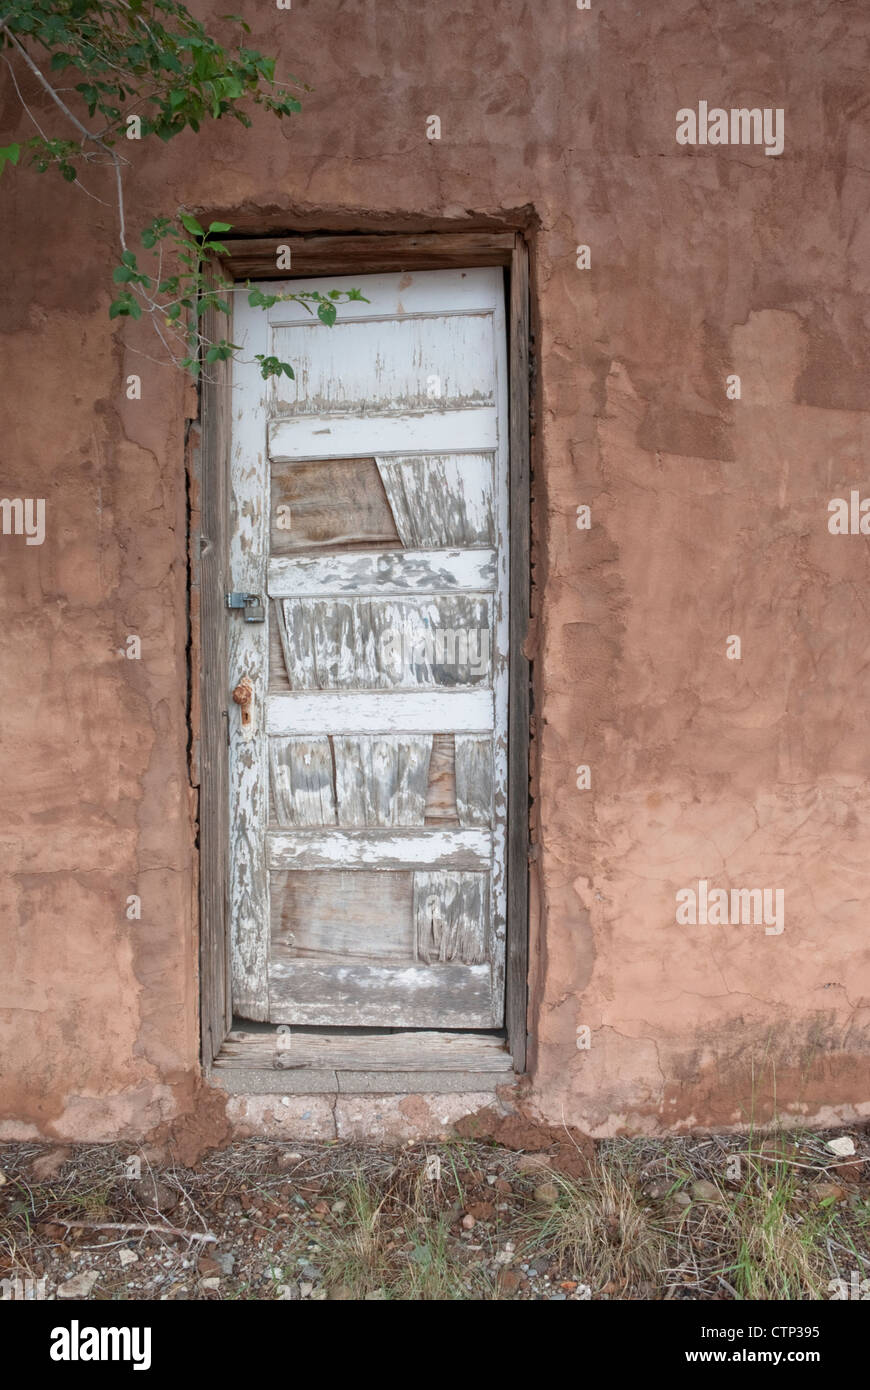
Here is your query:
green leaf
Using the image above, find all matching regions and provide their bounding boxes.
[208,221,232,233]
[0,144,20,176]
[112,266,135,282]
[317,301,337,327]
[179,212,205,237]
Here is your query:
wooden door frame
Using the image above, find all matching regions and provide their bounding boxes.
[196,230,531,1073]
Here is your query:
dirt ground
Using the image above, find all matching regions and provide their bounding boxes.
[1,1121,868,1302]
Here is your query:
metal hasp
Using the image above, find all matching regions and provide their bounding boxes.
[225,592,266,622]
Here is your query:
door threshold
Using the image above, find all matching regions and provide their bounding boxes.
[209,1024,516,1094]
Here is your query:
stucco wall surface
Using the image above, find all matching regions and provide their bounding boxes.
[2,0,869,1145]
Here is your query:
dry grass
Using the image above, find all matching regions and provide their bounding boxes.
[518,1157,668,1294]
[0,1125,867,1301]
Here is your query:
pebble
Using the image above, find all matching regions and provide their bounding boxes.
[58,1271,99,1299]
[691,1179,724,1203]
[534,1182,560,1205]
[826,1136,857,1158]
[118,1249,138,1267]
[815,1182,846,1202]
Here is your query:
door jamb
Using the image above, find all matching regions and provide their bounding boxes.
[196,230,532,1073]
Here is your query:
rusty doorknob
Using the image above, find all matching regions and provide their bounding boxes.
[231,676,254,727]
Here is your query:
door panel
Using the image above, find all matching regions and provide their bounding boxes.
[229,268,509,1027]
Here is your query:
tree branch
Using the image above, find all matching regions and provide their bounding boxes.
[0,21,128,248]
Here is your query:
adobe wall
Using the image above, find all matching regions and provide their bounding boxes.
[2,0,869,1148]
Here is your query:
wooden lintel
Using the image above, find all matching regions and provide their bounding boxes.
[223,231,515,281]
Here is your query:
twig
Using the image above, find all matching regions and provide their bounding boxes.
[59,1218,216,1243]
[0,22,129,248]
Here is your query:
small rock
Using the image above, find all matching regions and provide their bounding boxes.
[815,1182,847,1203]
[534,1182,560,1205]
[467,1201,495,1221]
[331,1200,347,1215]
[277,1152,303,1169]
[299,1281,314,1297]
[215,1252,235,1276]
[276,1283,299,1300]
[671,1191,692,1208]
[833,1161,865,1184]
[691,1179,724,1204]
[364,1289,387,1300]
[30,1148,72,1182]
[58,1270,99,1299]
[826,1136,857,1158]
[118,1249,138,1268]
[461,1213,476,1230]
[643,1180,670,1200]
[145,1180,179,1213]
[515,1154,552,1172]
[328,1284,354,1300]
[200,1277,220,1290]
[494,1249,513,1266]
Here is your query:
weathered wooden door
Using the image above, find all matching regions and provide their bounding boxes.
[228,268,509,1029]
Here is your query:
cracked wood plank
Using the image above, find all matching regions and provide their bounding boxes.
[333,735,432,827]
[275,594,492,691]
[269,736,336,827]
[268,959,493,1028]
[268,547,497,597]
[267,689,494,736]
[267,827,491,871]
[414,871,490,965]
[376,454,494,548]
